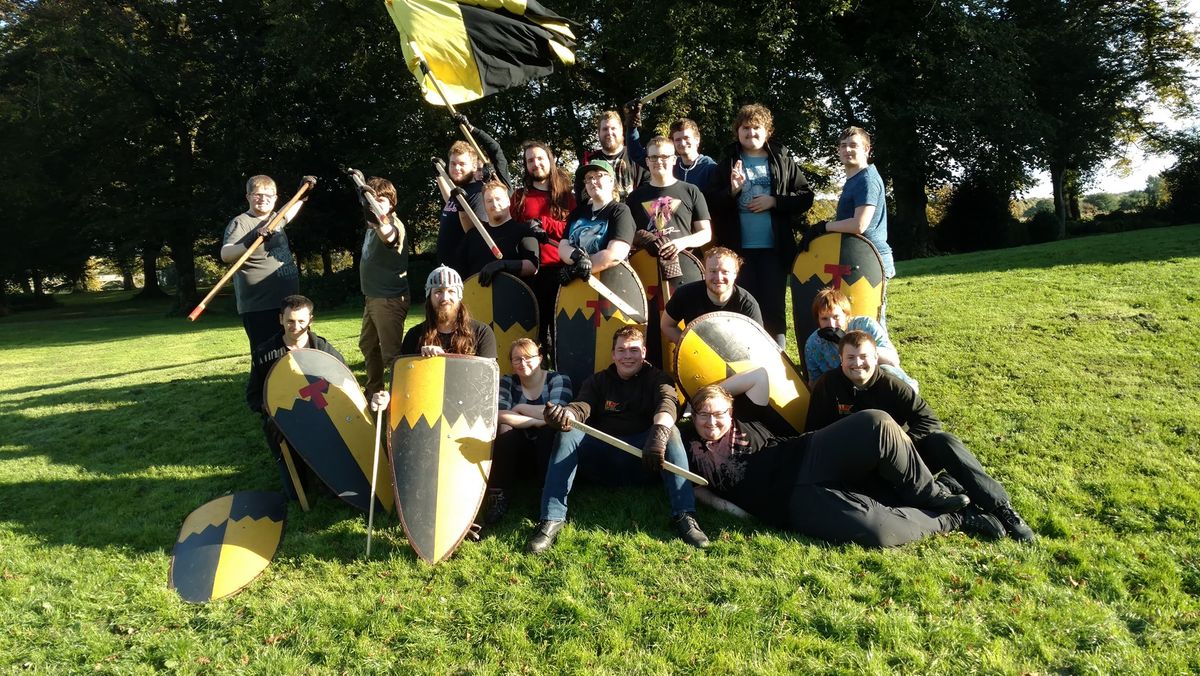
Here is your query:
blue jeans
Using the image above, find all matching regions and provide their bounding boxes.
[540,426,696,521]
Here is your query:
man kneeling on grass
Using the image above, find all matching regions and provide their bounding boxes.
[806,330,1036,541]
[682,385,1006,546]
[528,326,709,554]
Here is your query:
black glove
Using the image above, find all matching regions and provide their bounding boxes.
[543,403,573,432]
[362,202,383,228]
[257,227,276,242]
[452,113,472,130]
[449,186,467,203]
[817,327,846,344]
[633,229,660,255]
[572,254,592,281]
[525,219,549,244]
[642,424,671,472]
[300,175,318,200]
[431,156,446,174]
[479,259,520,286]
[798,221,828,252]
[623,101,643,130]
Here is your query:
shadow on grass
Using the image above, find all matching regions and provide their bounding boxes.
[0,354,248,396]
[901,224,1200,279]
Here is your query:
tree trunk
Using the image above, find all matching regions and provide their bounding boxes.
[167,234,198,312]
[122,270,135,291]
[32,270,44,296]
[321,247,333,277]
[1050,164,1068,240]
[889,171,930,259]
[0,282,8,317]
[136,239,168,299]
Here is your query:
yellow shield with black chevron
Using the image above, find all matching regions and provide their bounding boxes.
[462,271,538,376]
[169,491,286,603]
[789,233,886,362]
[388,355,499,564]
[265,349,394,515]
[554,260,647,392]
[674,312,810,434]
[629,249,703,371]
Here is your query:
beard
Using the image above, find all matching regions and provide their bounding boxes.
[435,302,458,326]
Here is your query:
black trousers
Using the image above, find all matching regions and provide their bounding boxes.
[737,249,787,339]
[242,309,280,354]
[529,267,562,361]
[916,431,1010,511]
[786,410,955,547]
[261,415,318,500]
[489,426,556,493]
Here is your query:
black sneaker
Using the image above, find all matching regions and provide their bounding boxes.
[525,519,565,554]
[956,508,1006,540]
[924,486,971,513]
[992,502,1036,542]
[672,512,710,549]
[481,488,510,526]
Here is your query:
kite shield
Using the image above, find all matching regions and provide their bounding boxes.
[169,491,286,603]
[553,260,648,390]
[462,271,539,375]
[629,249,702,371]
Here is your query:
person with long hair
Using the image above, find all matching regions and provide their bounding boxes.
[400,266,497,359]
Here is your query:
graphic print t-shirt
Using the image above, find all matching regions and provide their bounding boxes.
[564,201,635,255]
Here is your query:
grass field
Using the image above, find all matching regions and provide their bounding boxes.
[3,226,1200,673]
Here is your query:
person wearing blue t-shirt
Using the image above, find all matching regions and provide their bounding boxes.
[800,126,895,325]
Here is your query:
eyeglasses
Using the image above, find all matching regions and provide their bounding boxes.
[250,192,277,200]
[583,174,611,184]
[695,409,732,420]
[511,354,540,363]
[647,154,675,162]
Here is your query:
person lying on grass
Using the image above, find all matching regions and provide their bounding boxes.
[806,330,1036,541]
[803,288,917,391]
[681,384,1006,547]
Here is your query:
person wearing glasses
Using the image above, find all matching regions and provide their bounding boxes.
[682,384,1008,547]
[480,338,574,527]
[221,174,306,353]
[626,135,713,264]
[557,159,635,284]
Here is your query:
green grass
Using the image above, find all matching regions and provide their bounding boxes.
[3,226,1200,673]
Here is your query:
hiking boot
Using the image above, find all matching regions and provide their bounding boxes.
[672,512,710,549]
[924,487,970,513]
[955,507,1006,540]
[481,488,510,526]
[992,502,1036,542]
[525,519,565,555]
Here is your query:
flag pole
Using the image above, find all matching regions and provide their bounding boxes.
[407,42,488,164]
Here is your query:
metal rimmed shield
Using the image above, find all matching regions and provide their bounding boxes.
[265,349,395,515]
[554,260,648,391]
[674,311,810,434]
[169,491,286,603]
[629,249,703,371]
[388,355,499,564]
[789,233,886,377]
[462,271,538,376]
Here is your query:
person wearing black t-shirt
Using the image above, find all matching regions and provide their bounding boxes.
[557,159,636,284]
[453,181,539,284]
[401,266,497,359]
[626,135,713,254]
[661,246,763,347]
[681,385,1007,547]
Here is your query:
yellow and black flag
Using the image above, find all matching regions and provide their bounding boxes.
[384,0,577,106]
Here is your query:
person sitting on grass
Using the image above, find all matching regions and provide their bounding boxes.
[806,330,1036,541]
[803,288,917,391]
[480,338,573,528]
[246,294,388,500]
[682,384,1006,546]
[528,326,709,554]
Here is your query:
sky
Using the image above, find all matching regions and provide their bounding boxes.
[1023,0,1200,197]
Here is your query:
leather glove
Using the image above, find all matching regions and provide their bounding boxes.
[257,226,276,242]
[479,259,520,286]
[452,113,472,130]
[623,101,643,130]
[572,254,592,281]
[525,219,549,244]
[642,424,671,472]
[633,229,660,255]
[817,327,846,344]
[543,403,573,432]
[798,221,828,252]
[362,202,384,228]
[449,186,467,203]
[653,233,676,260]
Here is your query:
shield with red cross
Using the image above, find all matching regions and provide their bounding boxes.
[553,260,648,391]
[789,233,886,372]
[264,349,394,515]
[629,249,703,371]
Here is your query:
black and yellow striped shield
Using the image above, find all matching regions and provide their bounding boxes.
[462,271,538,376]
[554,260,647,392]
[674,312,810,434]
[629,249,703,371]
[265,349,395,515]
[169,491,286,603]
[388,355,499,564]
[788,233,886,354]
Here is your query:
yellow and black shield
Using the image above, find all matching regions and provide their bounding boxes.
[674,312,810,434]
[462,271,538,376]
[388,355,499,564]
[554,260,648,391]
[169,491,286,603]
[789,233,886,355]
[265,349,394,515]
[629,249,703,372]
